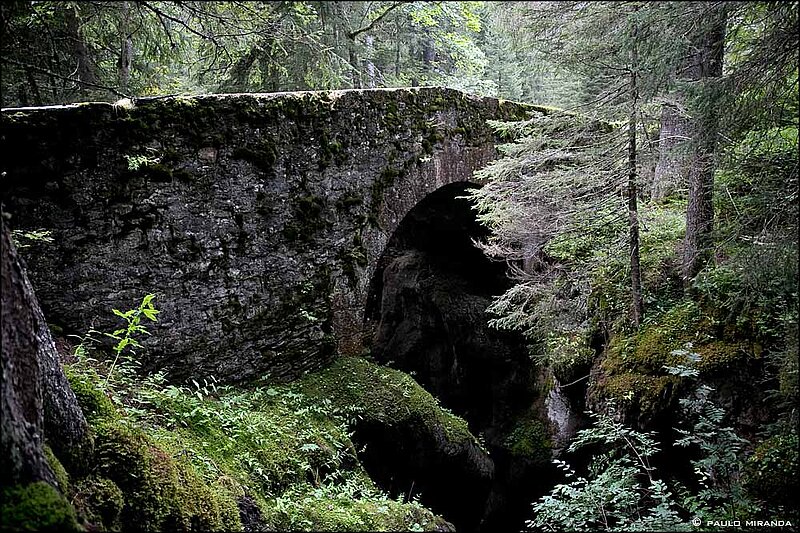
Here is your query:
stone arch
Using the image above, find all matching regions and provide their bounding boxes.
[361,180,526,425]
[328,137,501,357]
[2,87,534,384]
[363,181,504,339]
[356,181,555,532]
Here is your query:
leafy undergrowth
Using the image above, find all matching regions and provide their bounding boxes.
[55,343,457,532]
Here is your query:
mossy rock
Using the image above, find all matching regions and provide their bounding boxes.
[743,432,799,513]
[599,373,680,418]
[293,357,474,446]
[594,299,758,420]
[231,141,278,172]
[693,340,753,374]
[0,481,81,532]
[42,445,70,495]
[611,300,709,374]
[503,418,552,464]
[65,367,119,424]
[92,420,241,531]
[143,380,361,500]
[72,477,124,532]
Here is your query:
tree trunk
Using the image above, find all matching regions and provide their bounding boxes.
[682,6,727,284]
[348,41,361,89]
[224,47,258,91]
[628,39,644,327]
[118,1,133,94]
[394,18,401,78]
[1,215,92,486]
[651,101,689,202]
[2,217,57,487]
[24,67,43,106]
[422,33,435,68]
[365,35,376,88]
[65,4,99,94]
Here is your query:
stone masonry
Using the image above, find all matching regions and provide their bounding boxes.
[1,87,534,383]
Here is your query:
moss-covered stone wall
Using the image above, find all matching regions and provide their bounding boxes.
[0,87,532,384]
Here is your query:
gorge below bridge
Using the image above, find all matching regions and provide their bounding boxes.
[1,87,574,531]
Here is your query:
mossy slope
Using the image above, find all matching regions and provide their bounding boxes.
[28,351,462,532]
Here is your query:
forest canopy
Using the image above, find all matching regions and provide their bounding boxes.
[0,1,587,108]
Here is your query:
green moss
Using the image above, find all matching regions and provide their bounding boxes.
[297,195,326,223]
[56,352,458,532]
[138,162,174,182]
[600,373,679,416]
[318,131,345,170]
[743,432,799,513]
[694,340,751,373]
[369,166,402,221]
[284,194,330,243]
[335,193,363,211]
[503,418,552,463]
[0,482,81,532]
[231,140,278,172]
[597,301,707,412]
[72,477,124,532]
[625,300,708,372]
[43,445,70,495]
[283,222,302,241]
[172,169,193,182]
[92,420,242,532]
[338,233,369,288]
[293,357,474,446]
[595,296,764,419]
[66,367,119,424]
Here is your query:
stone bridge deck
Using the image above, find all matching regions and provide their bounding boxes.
[1,87,534,383]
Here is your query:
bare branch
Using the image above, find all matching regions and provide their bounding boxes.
[347,1,410,40]
[0,57,128,98]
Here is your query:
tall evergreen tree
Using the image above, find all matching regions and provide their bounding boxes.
[681,3,728,283]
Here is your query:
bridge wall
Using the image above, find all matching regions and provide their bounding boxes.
[1,87,532,383]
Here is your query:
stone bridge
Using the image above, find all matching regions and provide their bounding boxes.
[1,87,533,383]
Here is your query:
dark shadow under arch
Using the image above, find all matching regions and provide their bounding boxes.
[361,182,554,531]
[365,181,508,332]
